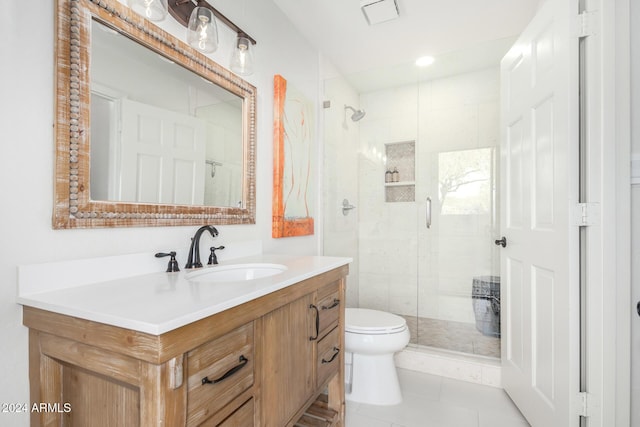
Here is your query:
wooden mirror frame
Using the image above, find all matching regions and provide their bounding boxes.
[53,0,257,228]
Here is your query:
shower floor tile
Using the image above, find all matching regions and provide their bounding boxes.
[400,315,501,358]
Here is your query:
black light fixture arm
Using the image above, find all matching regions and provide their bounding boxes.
[168,0,257,45]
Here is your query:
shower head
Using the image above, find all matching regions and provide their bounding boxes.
[345,105,366,122]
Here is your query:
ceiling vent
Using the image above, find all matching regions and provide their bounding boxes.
[360,0,399,25]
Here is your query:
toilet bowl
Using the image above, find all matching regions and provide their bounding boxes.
[344,308,410,405]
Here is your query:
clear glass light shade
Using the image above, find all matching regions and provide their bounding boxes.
[230,36,254,76]
[127,0,167,22]
[187,7,218,53]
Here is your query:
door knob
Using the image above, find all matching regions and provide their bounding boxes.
[637,301,640,317]
[494,237,507,248]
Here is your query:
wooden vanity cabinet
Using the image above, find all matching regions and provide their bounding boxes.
[259,278,344,427]
[24,265,347,427]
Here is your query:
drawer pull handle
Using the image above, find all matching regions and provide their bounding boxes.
[321,347,340,364]
[201,355,248,385]
[309,304,319,341]
[321,299,340,310]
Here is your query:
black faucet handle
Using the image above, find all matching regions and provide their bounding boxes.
[155,251,180,272]
[208,246,225,265]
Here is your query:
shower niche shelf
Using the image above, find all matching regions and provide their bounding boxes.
[385,141,415,203]
[385,181,416,187]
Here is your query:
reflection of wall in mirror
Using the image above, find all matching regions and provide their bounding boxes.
[197,103,244,208]
[90,92,117,201]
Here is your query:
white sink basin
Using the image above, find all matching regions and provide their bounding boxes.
[186,263,288,283]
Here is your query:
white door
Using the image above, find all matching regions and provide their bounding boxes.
[500,0,580,425]
[118,99,206,205]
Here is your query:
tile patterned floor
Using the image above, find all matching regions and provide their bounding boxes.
[345,369,530,427]
[401,315,501,358]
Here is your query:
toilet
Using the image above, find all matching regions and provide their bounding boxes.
[344,308,410,405]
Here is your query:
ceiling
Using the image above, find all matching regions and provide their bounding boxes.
[273,0,541,92]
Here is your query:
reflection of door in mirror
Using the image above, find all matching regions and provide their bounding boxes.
[89,19,244,208]
[120,99,206,205]
[91,94,207,205]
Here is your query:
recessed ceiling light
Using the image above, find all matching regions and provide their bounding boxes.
[415,56,435,67]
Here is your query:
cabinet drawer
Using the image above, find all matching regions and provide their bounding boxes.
[187,323,254,426]
[317,282,341,338]
[317,327,341,387]
[200,398,254,427]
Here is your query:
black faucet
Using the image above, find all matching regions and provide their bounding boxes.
[185,225,219,269]
[208,246,225,265]
[155,251,180,272]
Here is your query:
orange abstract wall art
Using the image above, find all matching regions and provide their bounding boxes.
[272,74,315,238]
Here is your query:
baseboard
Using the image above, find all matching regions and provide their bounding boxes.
[395,346,502,388]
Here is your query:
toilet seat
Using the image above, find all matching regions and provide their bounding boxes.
[345,308,407,335]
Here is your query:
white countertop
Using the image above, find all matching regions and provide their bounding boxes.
[17,254,351,335]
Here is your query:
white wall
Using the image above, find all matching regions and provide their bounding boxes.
[0,1,321,425]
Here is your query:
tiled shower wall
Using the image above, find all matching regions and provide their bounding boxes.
[357,67,501,325]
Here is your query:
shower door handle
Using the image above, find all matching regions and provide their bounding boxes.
[426,197,432,229]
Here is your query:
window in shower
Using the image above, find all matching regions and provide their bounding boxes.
[438,147,493,216]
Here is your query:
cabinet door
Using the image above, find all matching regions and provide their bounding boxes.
[260,293,315,427]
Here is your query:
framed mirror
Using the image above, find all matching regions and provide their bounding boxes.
[53,0,257,228]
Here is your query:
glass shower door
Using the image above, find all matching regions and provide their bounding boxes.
[415,147,500,357]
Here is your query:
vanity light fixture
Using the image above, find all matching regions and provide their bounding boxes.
[230,35,254,76]
[168,0,257,73]
[127,0,168,22]
[187,6,218,53]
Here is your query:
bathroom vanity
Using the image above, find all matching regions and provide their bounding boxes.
[19,255,349,426]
